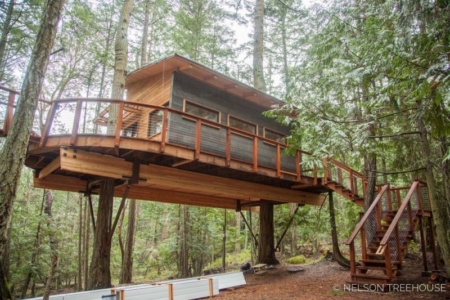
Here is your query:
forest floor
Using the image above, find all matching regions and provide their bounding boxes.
[215,255,449,300]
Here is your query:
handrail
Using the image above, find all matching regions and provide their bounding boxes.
[377,180,420,250]
[326,158,365,179]
[345,184,389,245]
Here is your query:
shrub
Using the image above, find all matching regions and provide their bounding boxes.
[286,255,306,264]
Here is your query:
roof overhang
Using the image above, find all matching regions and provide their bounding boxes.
[126,54,285,109]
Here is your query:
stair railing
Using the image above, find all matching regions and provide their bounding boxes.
[344,184,390,276]
[323,158,367,200]
[376,180,423,277]
[0,85,19,136]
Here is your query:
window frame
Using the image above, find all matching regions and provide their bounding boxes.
[227,115,258,135]
[263,128,287,145]
[182,99,221,123]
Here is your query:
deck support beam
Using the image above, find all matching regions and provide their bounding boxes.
[58,148,325,206]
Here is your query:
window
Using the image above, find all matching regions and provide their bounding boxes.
[124,122,138,137]
[148,110,163,137]
[228,116,257,134]
[264,128,286,144]
[183,100,220,122]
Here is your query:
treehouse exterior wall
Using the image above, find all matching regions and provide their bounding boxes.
[125,70,296,172]
[168,72,296,172]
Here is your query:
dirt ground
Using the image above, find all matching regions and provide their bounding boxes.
[215,258,449,300]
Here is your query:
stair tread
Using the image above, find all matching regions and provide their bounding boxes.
[356,265,397,271]
[351,273,391,280]
[360,259,401,265]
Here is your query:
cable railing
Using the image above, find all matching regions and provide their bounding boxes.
[376,181,423,276]
[344,184,390,275]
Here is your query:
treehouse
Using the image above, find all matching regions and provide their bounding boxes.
[0,54,438,285]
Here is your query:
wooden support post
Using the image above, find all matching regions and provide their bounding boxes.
[275,205,301,250]
[109,183,130,241]
[168,283,174,300]
[240,211,258,247]
[418,216,428,272]
[253,136,258,173]
[88,193,96,232]
[385,244,392,278]
[349,242,356,275]
[225,128,231,167]
[70,99,83,145]
[349,170,355,195]
[195,120,201,160]
[160,109,168,153]
[428,217,439,270]
[131,158,140,184]
[40,102,58,148]
[235,200,241,212]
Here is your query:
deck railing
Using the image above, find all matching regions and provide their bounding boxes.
[323,158,366,200]
[0,85,19,136]
[0,94,317,182]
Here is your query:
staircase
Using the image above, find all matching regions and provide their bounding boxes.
[323,159,437,285]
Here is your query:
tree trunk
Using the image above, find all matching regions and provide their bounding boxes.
[417,116,450,274]
[0,0,15,83]
[0,0,64,298]
[83,196,90,290]
[88,179,114,290]
[235,212,241,252]
[328,191,350,267]
[77,194,83,291]
[289,203,297,255]
[258,201,278,264]
[222,209,227,272]
[43,191,58,300]
[120,199,137,283]
[252,0,266,92]
[140,0,151,67]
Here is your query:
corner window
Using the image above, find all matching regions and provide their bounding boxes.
[183,99,220,122]
[228,115,257,134]
[264,128,286,144]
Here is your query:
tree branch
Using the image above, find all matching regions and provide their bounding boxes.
[369,131,421,138]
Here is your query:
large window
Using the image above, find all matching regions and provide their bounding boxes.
[228,115,257,134]
[183,99,220,122]
[264,128,286,144]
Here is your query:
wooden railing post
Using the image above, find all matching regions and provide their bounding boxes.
[225,128,231,167]
[39,101,58,148]
[160,109,168,153]
[252,136,258,172]
[114,101,124,149]
[3,91,16,134]
[70,99,83,145]
[349,241,356,275]
[349,170,355,195]
[296,151,302,182]
[384,243,392,278]
[195,119,201,160]
[275,143,281,178]
[322,157,328,184]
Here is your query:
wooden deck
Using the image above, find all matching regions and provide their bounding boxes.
[0,87,330,209]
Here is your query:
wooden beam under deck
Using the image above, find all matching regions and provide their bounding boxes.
[34,174,258,210]
[37,157,61,179]
[59,148,326,206]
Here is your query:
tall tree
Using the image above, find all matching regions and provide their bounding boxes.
[88,0,134,289]
[0,0,65,298]
[252,0,266,91]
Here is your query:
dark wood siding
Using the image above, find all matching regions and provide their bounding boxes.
[168,72,295,172]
